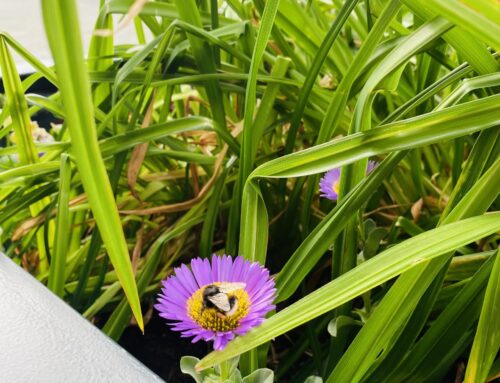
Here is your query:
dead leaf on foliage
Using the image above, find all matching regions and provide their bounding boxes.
[411,198,424,222]
[132,226,144,276]
[127,93,156,201]
[94,0,149,37]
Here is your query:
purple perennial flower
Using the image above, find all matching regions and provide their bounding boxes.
[155,255,276,350]
[319,160,377,201]
[319,167,341,201]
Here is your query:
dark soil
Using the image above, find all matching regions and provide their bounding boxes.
[119,311,208,382]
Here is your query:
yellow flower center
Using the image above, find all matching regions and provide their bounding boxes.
[333,180,340,195]
[187,283,250,332]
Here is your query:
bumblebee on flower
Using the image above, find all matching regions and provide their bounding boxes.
[155,255,276,350]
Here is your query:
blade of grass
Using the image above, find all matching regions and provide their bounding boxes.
[173,0,226,129]
[47,154,71,297]
[105,0,233,27]
[240,94,500,270]
[255,95,499,179]
[0,162,60,183]
[228,0,281,256]
[416,0,500,51]
[331,157,500,382]
[41,0,144,330]
[0,36,52,273]
[283,0,362,156]
[384,256,494,383]
[464,248,500,383]
[103,213,205,339]
[297,0,401,232]
[401,0,499,75]
[0,32,57,85]
[197,213,500,370]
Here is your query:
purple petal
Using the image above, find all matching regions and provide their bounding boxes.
[220,255,233,282]
[319,168,341,201]
[211,254,221,282]
[367,160,378,174]
[232,256,251,282]
[177,264,199,292]
[190,257,212,287]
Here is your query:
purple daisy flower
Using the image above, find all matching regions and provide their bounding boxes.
[319,160,377,201]
[155,255,276,350]
[319,167,341,201]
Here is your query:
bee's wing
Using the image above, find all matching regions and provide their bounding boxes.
[217,282,246,293]
[207,293,231,312]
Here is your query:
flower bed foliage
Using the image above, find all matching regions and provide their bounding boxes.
[0,0,499,381]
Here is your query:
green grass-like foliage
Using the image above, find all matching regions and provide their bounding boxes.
[0,0,499,381]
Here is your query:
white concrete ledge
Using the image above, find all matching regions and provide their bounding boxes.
[0,253,164,383]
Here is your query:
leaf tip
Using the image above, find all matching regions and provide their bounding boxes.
[137,315,145,333]
[130,305,144,333]
[194,362,204,373]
